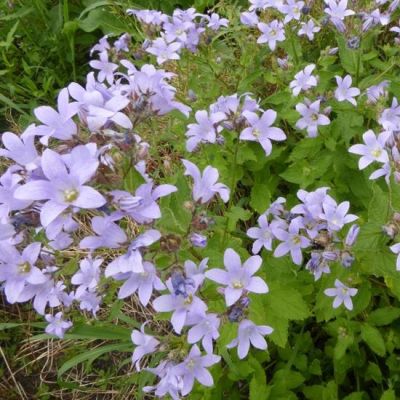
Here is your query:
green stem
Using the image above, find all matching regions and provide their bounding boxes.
[222,138,240,247]
[290,32,299,66]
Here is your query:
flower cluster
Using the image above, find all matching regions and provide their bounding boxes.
[186,93,286,155]
[129,8,228,64]
[247,188,359,283]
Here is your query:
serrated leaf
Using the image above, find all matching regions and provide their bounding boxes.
[360,324,386,356]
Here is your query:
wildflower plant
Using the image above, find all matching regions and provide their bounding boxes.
[2,0,400,398]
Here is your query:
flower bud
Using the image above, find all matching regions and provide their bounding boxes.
[190,233,207,248]
[183,201,195,212]
[340,251,355,268]
[160,234,181,252]
[382,223,399,239]
[347,36,360,49]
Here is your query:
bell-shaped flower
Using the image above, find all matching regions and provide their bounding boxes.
[324,279,357,310]
[205,248,268,306]
[132,323,160,371]
[182,159,230,203]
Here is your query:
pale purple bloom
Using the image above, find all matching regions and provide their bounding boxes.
[345,224,360,246]
[153,279,207,334]
[190,232,207,248]
[114,33,130,52]
[366,81,389,104]
[71,257,102,297]
[89,51,118,85]
[185,258,208,289]
[132,324,160,371]
[280,0,304,23]
[264,197,286,217]
[227,319,273,359]
[116,261,165,304]
[45,312,72,338]
[290,64,318,96]
[247,214,274,254]
[90,35,110,56]
[390,243,400,270]
[76,290,102,315]
[306,252,331,281]
[298,20,321,40]
[0,168,34,218]
[175,345,220,396]
[48,232,73,250]
[0,222,14,241]
[34,88,78,142]
[378,98,400,131]
[324,279,357,310]
[249,0,270,10]
[182,159,230,203]
[0,242,46,303]
[257,20,285,51]
[273,218,310,265]
[128,9,168,26]
[240,11,259,26]
[205,248,268,306]
[111,183,177,224]
[187,313,220,354]
[334,75,360,106]
[86,95,133,131]
[320,197,358,232]
[79,215,127,250]
[146,37,181,64]
[0,126,39,170]
[185,110,226,152]
[105,230,161,277]
[207,13,228,30]
[14,148,105,227]
[295,99,330,137]
[240,110,286,156]
[324,0,355,20]
[348,130,390,170]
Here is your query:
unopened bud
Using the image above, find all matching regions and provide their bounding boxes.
[382,223,399,239]
[160,234,181,252]
[183,201,195,211]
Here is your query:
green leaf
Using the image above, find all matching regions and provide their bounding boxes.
[360,324,386,356]
[250,184,271,213]
[367,307,400,326]
[381,390,396,400]
[226,206,252,232]
[58,342,132,377]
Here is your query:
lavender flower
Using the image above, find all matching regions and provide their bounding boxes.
[117,261,165,304]
[378,97,400,131]
[324,279,357,310]
[190,232,207,248]
[0,242,46,303]
[205,248,268,306]
[345,224,360,246]
[273,217,310,265]
[89,51,118,85]
[187,313,220,353]
[185,110,225,152]
[207,13,229,30]
[280,0,304,23]
[334,75,360,105]
[71,257,102,297]
[246,214,275,254]
[146,37,181,64]
[14,148,105,227]
[153,279,207,333]
[79,215,127,250]
[298,20,321,40]
[174,345,220,396]
[324,0,355,20]
[390,243,400,270]
[131,323,160,371]
[182,159,230,203]
[295,99,330,137]
[239,110,286,156]
[257,20,285,51]
[227,319,273,359]
[0,126,39,170]
[34,88,78,142]
[366,81,389,104]
[45,312,72,338]
[348,130,390,171]
[320,197,358,232]
[290,64,318,96]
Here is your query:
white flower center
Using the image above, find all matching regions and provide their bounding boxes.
[64,189,79,203]
[371,148,382,158]
[232,280,244,289]
[18,262,31,274]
